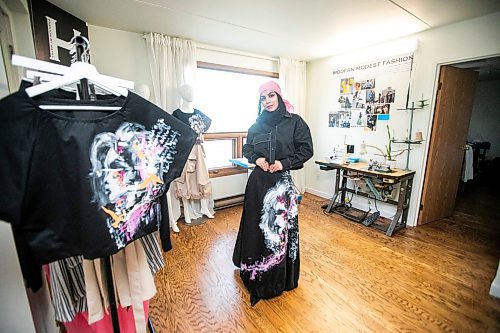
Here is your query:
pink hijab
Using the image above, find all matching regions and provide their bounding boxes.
[258,81,294,113]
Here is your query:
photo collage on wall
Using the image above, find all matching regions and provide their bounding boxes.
[329,52,414,132]
[329,77,396,131]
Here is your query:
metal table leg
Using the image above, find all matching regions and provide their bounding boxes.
[386,178,409,236]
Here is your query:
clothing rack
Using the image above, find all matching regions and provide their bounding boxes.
[13,37,155,333]
[73,36,120,333]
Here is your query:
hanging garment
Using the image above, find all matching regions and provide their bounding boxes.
[232,168,300,301]
[47,232,163,323]
[172,108,215,222]
[172,108,211,134]
[62,301,149,333]
[461,144,474,182]
[174,143,211,199]
[83,240,156,333]
[0,88,196,267]
[172,108,212,200]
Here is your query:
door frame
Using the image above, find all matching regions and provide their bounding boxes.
[415,53,500,226]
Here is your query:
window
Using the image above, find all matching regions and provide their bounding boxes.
[194,62,278,176]
[204,138,233,169]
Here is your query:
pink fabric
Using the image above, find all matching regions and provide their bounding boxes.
[63,301,150,333]
[258,81,294,113]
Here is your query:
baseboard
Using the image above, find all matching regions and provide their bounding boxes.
[490,261,500,298]
[214,194,244,210]
[304,187,331,199]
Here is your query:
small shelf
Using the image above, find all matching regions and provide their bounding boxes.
[396,107,422,111]
[391,139,425,144]
[393,100,428,170]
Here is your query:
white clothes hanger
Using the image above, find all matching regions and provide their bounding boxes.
[26,62,128,98]
[13,35,134,111]
[12,54,135,90]
[25,70,125,97]
[25,69,60,82]
[24,62,129,111]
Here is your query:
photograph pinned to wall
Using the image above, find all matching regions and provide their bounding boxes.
[382,103,390,114]
[359,78,376,89]
[338,95,352,109]
[366,114,377,131]
[340,77,354,94]
[373,103,391,114]
[351,111,367,128]
[381,87,396,103]
[328,112,339,127]
[353,82,365,108]
[339,110,352,128]
[366,89,375,103]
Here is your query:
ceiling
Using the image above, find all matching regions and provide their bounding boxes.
[49,0,500,61]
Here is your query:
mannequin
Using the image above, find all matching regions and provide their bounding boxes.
[179,84,194,113]
[172,84,215,225]
[134,83,150,101]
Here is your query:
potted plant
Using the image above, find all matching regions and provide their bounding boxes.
[385,125,397,167]
[359,125,405,169]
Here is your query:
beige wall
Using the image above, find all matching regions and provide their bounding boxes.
[88,25,152,91]
[305,12,500,226]
[0,1,37,332]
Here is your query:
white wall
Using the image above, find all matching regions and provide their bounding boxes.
[211,173,247,200]
[88,25,153,92]
[0,223,36,333]
[0,1,37,332]
[305,12,500,226]
[468,79,500,159]
[0,39,33,333]
[0,0,35,58]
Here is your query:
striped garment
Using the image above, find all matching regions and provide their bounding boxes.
[48,232,164,322]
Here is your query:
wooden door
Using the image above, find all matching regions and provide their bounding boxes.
[418,66,478,225]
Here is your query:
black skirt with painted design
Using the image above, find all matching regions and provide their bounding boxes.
[232,167,300,301]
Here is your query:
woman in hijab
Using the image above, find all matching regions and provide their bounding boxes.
[232,81,313,306]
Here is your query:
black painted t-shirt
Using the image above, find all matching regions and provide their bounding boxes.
[0,88,196,265]
[172,109,211,134]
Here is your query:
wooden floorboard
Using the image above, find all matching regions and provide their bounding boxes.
[150,192,500,333]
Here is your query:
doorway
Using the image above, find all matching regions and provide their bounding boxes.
[419,56,500,227]
[453,57,500,231]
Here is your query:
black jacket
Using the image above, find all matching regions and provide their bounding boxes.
[244,111,313,170]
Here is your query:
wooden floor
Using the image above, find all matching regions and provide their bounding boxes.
[150,192,500,333]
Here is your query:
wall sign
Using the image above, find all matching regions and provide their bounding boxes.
[29,0,89,65]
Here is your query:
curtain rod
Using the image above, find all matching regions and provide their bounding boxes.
[142,34,278,62]
[196,43,278,62]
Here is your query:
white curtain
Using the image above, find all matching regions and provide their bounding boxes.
[145,32,197,224]
[279,57,307,193]
[145,32,197,113]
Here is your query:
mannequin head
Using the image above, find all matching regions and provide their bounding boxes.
[179,84,194,103]
[134,83,150,100]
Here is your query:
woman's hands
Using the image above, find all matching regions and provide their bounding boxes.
[268,160,283,173]
[255,158,282,173]
[255,157,269,171]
